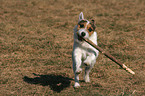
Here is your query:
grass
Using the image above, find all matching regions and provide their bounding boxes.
[0,0,145,95]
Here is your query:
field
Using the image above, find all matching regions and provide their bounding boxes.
[0,0,145,95]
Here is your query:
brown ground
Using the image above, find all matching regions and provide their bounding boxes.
[0,0,145,95]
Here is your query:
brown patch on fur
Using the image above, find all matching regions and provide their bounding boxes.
[90,20,96,30]
[87,24,94,36]
[77,20,95,36]
[77,20,87,30]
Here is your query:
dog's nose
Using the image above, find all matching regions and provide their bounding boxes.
[81,32,86,37]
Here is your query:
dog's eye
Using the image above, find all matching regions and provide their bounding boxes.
[80,24,84,28]
[88,27,93,32]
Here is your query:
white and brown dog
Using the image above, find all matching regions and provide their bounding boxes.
[72,12,99,88]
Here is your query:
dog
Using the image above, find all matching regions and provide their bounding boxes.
[72,12,99,88]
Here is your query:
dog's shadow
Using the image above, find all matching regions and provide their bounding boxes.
[23,73,73,93]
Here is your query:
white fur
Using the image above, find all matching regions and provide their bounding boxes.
[72,12,99,88]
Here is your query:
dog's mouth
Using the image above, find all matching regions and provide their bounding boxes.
[77,34,83,41]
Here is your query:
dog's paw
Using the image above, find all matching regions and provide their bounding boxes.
[83,60,90,66]
[74,82,80,88]
[84,76,90,83]
[84,62,90,66]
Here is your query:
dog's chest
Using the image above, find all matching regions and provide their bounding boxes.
[73,31,97,59]
[78,42,96,60]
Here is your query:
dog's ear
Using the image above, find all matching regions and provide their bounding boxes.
[90,19,96,30]
[78,12,84,22]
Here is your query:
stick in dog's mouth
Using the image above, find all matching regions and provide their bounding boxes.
[77,34,83,41]
[79,36,135,75]
[76,32,83,41]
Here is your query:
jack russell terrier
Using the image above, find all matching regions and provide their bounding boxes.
[72,12,99,88]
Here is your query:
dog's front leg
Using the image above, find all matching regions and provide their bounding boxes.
[84,53,96,66]
[72,51,82,88]
[74,73,80,88]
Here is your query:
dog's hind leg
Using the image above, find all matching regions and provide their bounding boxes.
[84,66,91,82]
[84,56,96,83]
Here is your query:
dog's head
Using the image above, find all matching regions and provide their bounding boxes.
[76,12,96,41]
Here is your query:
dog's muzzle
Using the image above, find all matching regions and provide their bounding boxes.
[81,32,86,37]
[77,29,89,41]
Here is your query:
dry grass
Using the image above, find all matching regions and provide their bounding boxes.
[0,0,145,95]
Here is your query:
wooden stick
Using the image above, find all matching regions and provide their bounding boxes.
[81,37,135,75]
